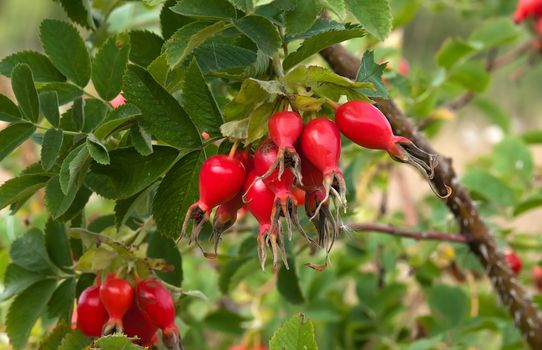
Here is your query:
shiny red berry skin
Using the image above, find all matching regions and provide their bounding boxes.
[335,101,392,150]
[99,275,134,328]
[135,279,177,333]
[513,0,542,22]
[244,171,275,227]
[504,251,523,275]
[76,285,108,337]
[123,302,158,347]
[198,155,246,212]
[300,118,341,175]
[268,111,304,149]
[292,187,305,206]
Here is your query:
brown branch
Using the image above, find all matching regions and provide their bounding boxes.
[320,44,542,349]
[348,223,467,243]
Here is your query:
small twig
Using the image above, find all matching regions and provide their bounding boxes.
[347,223,467,243]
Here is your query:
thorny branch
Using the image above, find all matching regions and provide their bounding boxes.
[319,43,542,349]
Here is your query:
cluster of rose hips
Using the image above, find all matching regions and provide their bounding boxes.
[514,0,542,34]
[181,100,440,269]
[76,274,181,349]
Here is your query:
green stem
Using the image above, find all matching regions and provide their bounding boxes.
[272,52,285,78]
[34,124,81,136]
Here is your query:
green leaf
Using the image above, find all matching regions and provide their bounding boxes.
[92,33,131,101]
[165,21,229,67]
[47,278,75,321]
[9,228,57,275]
[129,30,164,68]
[58,0,95,29]
[321,0,346,19]
[0,174,48,210]
[229,0,254,12]
[449,61,490,93]
[40,19,91,87]
[86,134,110,165]
[160,0,195,40]
[284,65,371,101]
[0,94,21,122]
[94,334,144,349]
[224,79,268,122]
[514,195,542,217]
[469,17,520,50]
[45,176,80,219]
[45,219,73,272]
[183,59,224,137]
[153,150,204,238]
[123,64,201,150]
[234,15,281,57]
[220,118,249,139]
[426,284,469,329]
[219,257,260,294]
[204,308,249,334]
[0,122,35,161]
[247,102,277,143]
[58,329,92,350]
[41,128,63,171]
[147,231,183,286]
[345,0,392,40]
[6,279,58,350]
[0,51,65,82]
[39,91,60,127]
[193,43,258,74]
[472,96,510,133]
[0,264,46,301]
[461,169,516,207]
[85,146,178,200]
[59,144,90,195]
[285,0,323,35]
[75,247,117,273]
[355,50,388,98]
[82,98,108,133]
[38,83,83,105]
[40,323,70,350]
[11,64,40,122]
[130,124,153,156]
[171,0,237,19]
[71,97,84,131]
[277,256,304,304]
[435,38,478,69]
[94,115,138,140]
[284,24,365,71]
[269,313,318,350]
[493,137,533,184]
[114,183,158,228]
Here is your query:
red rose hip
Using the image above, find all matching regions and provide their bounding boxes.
[99,274,134,334]
[76,285,108,337]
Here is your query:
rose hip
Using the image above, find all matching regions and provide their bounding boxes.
[181,154,246,247]
[244,170,285,269]
[136,278,182,350]
[99,274,134,334]
[300,118,347,213]
[334,101,450,198]
[123,302,158,347]
[76,285,108,337]
[260,111,304,183]
[504,250,523,275]
[211,149,253,252]
[251,141,315,263]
